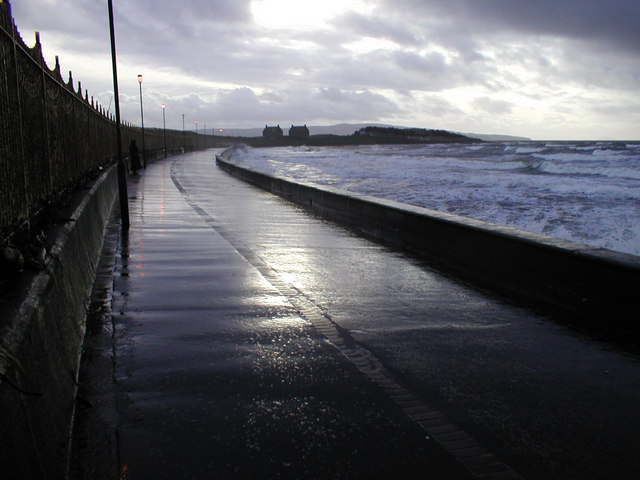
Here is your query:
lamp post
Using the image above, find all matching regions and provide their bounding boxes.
[161,104,167,157]
[107,0,129,229]
[195,120,198,150]
[137,74,146,168]
[182,114,185,151]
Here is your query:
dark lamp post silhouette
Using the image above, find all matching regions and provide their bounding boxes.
[195,120,198,150]
[107,0,129,229]
[161,104,167,157]
[137,74,146,167]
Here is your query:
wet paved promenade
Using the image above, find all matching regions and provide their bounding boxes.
[74,149,640,479]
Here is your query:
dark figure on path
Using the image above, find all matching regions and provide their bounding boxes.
[129,140,141,173]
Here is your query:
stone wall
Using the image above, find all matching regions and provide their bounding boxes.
[0,165,119,479]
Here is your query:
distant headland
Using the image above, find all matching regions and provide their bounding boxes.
[351,126,476,144]
[220,123,493,147]
[215,123,531,146]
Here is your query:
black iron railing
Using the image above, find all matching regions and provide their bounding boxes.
[0,1,213,240]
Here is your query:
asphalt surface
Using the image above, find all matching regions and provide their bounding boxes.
[72,149,640,479]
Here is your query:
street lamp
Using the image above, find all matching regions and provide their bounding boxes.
[161,104,167,157]
[195,120,198,150]
[137,74,146,167]
[107,0,129,229]
[182,114,185,151]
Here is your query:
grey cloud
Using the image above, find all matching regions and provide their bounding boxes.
[389,50,469,91]
[213,87,270,122]
[392,50,446,74]
[298,29,352,51]
[180,0,252,22]
[379,0,640,54]
[121,0,252,25]
[311,49,465,93]
[12,0,253,56]
[154,86,404,127]
[419,96,464,117]
[472,97,514,114]
[332,9,485,61]
[332,12,423,46]
[589,99,640,117]
[312,87,402,119]
[11,1,106,50]
[556,44,640,91]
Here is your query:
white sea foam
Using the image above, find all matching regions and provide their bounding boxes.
[229,142,640,256]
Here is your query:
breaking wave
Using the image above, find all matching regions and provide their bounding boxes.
[228,141,640,256]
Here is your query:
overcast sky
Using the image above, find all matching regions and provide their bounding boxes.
[9,0,640,139]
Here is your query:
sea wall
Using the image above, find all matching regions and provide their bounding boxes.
[216,148,640,336]
[0,164,119,479]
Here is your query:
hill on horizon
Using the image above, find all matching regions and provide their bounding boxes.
[215,123,531,142]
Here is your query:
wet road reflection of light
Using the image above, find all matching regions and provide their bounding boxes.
[196,153,640,479]
[268,250,316,292]
[108,150,640,480]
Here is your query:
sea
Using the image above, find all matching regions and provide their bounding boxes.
[227,141,640,257]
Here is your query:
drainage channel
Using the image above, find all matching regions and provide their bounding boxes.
[171,163,522,480]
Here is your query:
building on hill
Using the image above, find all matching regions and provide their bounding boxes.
[263,125,283,140]
[289,124,309,140]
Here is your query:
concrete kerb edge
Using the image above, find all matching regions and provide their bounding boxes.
[0,164,120,479]
[215,148,640,330]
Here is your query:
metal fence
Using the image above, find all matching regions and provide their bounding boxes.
[0,1,214,240]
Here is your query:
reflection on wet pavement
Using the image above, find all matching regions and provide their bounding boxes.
[104,151,474,479]
[77,149,640,479]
